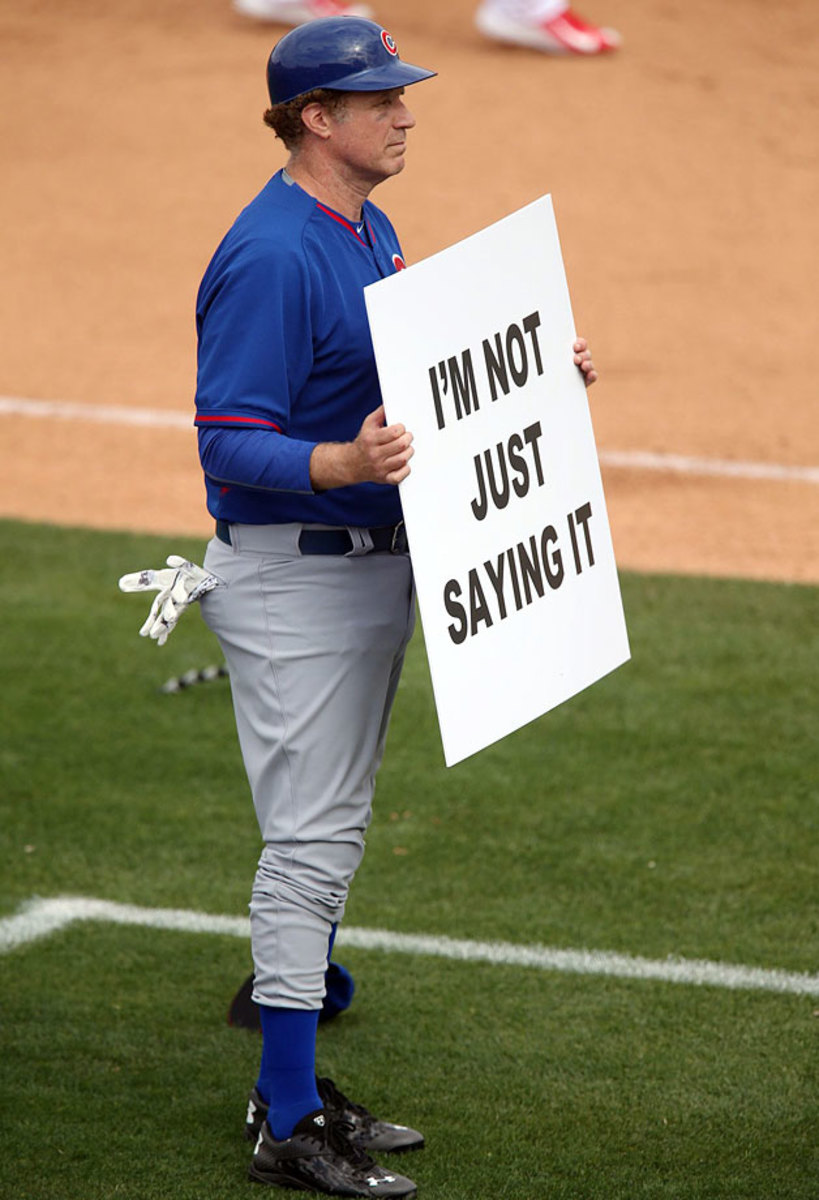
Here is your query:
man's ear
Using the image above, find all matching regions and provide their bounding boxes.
[300,101,333,141]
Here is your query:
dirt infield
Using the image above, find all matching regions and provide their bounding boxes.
[2,0,818,581]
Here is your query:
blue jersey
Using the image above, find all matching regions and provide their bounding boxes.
[195,170,406,527]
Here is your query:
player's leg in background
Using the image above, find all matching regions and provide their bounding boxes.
[475,0,621,53]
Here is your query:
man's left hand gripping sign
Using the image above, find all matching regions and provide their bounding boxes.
[118,555,222,646]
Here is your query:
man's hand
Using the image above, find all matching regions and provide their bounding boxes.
[310,405,414,490]
[118,555,221,646]
[351,406,415,484]
[574,337,598,387]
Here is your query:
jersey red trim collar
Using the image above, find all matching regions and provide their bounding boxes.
[315,202,376,248]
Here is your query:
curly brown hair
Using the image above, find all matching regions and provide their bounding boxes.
[263,89,349,151]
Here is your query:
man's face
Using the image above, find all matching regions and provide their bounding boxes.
[323,88,416,186]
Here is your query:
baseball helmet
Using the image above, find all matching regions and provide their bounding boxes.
[266,17,436,106]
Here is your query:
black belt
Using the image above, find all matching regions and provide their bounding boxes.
[215,520,408,555]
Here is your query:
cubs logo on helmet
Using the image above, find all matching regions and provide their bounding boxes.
[381,30,398,56]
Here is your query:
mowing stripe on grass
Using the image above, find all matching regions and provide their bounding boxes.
[2,896,818,998]
[4,395,819,485]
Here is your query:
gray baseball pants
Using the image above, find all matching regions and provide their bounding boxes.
[200,522,415,1010]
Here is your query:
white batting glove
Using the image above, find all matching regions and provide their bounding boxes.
[118,555,221,646]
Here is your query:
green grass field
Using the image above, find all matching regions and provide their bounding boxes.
[1,518,817,1199]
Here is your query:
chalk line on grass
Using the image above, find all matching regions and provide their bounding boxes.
[0,896,248,951]
[3,395,819,485]
[2,896,818,998]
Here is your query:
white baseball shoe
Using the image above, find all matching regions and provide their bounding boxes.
[475,4,621,54]
[234,0,374,23]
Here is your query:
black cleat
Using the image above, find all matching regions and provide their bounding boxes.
[245,1086,268,1142]
[244,1079,424,1154]
[248,1108,417,1197]
[318,1077,425,1154]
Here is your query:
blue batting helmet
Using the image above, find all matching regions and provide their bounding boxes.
[266,17,436,106]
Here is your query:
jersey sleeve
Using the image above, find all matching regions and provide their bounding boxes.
[194,234,317,493]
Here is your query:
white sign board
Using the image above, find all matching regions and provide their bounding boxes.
[365,196,630,766]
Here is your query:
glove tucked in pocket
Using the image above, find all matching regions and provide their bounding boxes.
[118,555,222,646]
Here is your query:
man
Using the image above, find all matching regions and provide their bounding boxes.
[196,21,429,1196]
[233,0,621,56]
[194,16,598,1196]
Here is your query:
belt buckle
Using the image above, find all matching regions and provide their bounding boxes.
[345,527,373,557]
[390,521,407,554]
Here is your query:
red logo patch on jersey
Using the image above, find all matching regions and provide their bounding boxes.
[392,253,406,271]
[381,29,398,56]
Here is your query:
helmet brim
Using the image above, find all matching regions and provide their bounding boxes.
[320,61,437,94]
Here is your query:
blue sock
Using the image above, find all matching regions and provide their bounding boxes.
[255,1006,321,1140]
[320,923,354,1022]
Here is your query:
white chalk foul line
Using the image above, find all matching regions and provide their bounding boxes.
[0,395,191,430]
[2,394,819,485]
[599,448,819,486]
[0,897,249,951]
[2,896,818,998]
